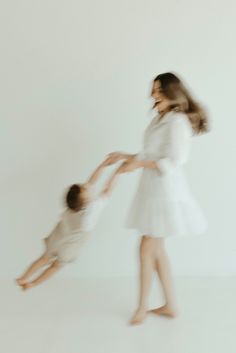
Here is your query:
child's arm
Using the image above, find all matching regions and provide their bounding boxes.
[100,164,123,197]
[86,157,113,186]
[87,152,135,189]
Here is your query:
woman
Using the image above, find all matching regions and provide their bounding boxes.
[109,72,209,325]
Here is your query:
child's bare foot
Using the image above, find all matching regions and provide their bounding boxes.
[22,282,35,291]
[16,278,27,286]
[129,308,147,325]
[149,305,177,318]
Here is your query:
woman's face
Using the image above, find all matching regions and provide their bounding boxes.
[151,80,170,114]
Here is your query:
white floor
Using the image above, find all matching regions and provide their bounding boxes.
[1,276,235,353]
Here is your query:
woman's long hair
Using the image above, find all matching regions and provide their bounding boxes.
[152,72,209,134]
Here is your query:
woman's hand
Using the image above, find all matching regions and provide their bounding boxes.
[106,152,133,165]
[116,158,141,174]
[100,152,133,168]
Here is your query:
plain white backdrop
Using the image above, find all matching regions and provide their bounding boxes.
[1,0,236,279]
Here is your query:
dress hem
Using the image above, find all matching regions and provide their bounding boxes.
[125,225,208,239]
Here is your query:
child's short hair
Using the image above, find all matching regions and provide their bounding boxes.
[66,184,83,212]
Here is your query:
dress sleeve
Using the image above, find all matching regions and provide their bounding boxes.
[157,116,192,175]
[135,151,146,161]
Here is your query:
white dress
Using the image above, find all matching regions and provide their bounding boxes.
[44,192,108,264]
[125,111,208,238]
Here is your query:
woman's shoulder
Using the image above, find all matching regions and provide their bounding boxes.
[152,111,191,133]
[168,111,193,135]
[156,111,187,125]
[167,111,190,127]
[169,110,188,122]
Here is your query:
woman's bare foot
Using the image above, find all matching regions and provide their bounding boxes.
[149,305,177,318]
[129,308,147,325]
[16,278,27,286]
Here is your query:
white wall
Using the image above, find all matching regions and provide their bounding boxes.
[1,0,235,277]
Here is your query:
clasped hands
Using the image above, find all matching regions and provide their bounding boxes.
[102,152,142,174]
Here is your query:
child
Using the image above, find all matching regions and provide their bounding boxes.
[16,156,120,290]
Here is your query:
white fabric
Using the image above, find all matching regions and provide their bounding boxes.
[126,111,208,238]
[79,194,109,232]
[44,193,108,263]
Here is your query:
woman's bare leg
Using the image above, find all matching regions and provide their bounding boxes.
[16,255,52,286]
[130,236,155,325]
[150,238,177,317]
[22,260,61,290]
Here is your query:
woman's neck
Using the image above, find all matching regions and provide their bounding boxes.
[158,109,171,120]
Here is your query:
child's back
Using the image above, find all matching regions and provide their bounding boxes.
[45,191,108,264]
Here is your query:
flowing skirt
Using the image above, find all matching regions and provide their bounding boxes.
[125,167,208,238]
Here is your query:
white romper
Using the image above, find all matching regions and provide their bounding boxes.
[125,111,208,238]
[44,193,108,264]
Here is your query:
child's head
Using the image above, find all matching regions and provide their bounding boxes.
[66,183,90,212]
[151,72,209,134]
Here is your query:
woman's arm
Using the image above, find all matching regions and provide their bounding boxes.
[119,117,191,174]
[107,151,137,162]
[137,160,158,170]
[116,158,157,173]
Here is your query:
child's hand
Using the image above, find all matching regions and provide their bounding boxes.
[102,156,117,167]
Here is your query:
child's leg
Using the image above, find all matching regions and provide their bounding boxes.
[22,260,61,290]
[16,254,52,285]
